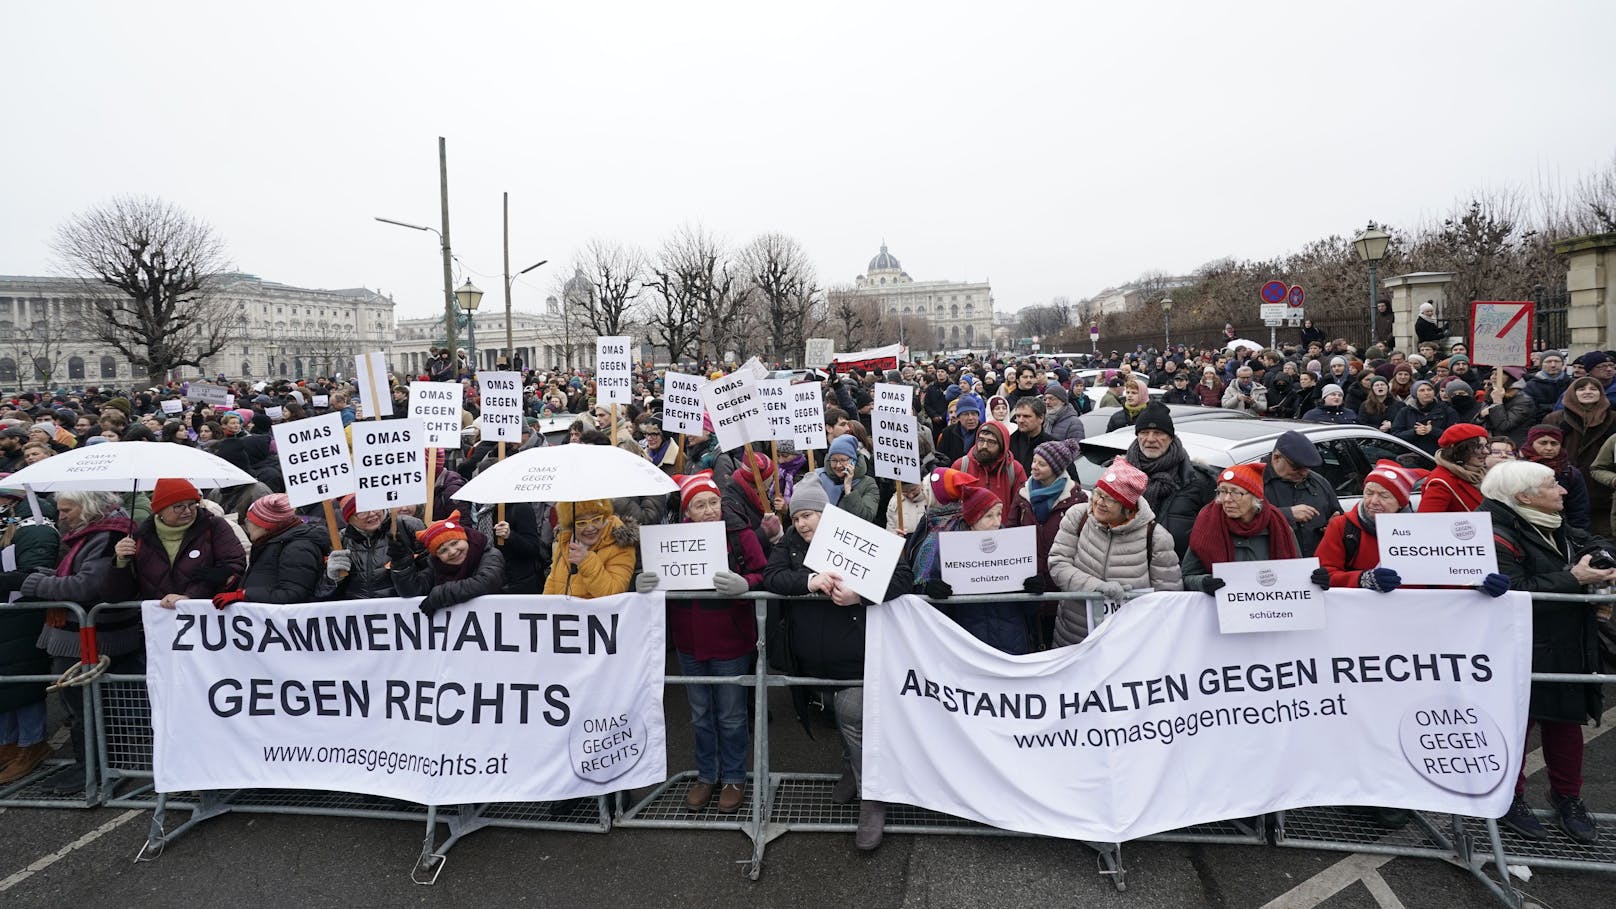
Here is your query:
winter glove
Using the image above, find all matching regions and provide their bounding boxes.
[387,533,414,567]
[212,590,246,610]
[1358,567,1401,593]
[0,570,30,595]
[1095,580,1126,602]
[1481,572,1512,598]
[634,572,661,593]
[1310,567,1332,590]
[712,570,749,598]
[418,587,457,616]
[325,549,352,580]
[924,579,954,600]
[1200,577,1227,594]
[1021,576,1046,595]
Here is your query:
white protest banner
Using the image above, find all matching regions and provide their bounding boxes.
[639,523,727,591]
[313,394,330,409]
[863,589,1531,843]
[754,378,792,441]
[871,412,922,484]
[804,338,834,369]
[802,504,904,604]
[160,399,183,415]
[1212,557,1325,633]
[409,381,465,448]
[266,405,285,421]
[351,418,426,511]
[595,336,634,405]
[185,383,230,407]
[872,382,911,415]
[145,593,668,805]
[661,372,706,436]
[701,372,770,453]
[353,351,393,417]
[1377,511,1497,586]
[789,383,826,451]
[1468,301,1533,367]
[477,371,523,443]
[272,412,356,507]
[938,526,1037,595]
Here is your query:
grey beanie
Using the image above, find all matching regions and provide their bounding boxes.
[1445,379,1473,397]
[790,478,829,516]
[1320,384,1344,399]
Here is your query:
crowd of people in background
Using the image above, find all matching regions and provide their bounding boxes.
[0,325,1614,850]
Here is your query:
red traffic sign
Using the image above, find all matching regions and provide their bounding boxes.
[1287,285,1305,307]
[1260,281,1288,304]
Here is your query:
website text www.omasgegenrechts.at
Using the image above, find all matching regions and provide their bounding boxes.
[260,743,510,778]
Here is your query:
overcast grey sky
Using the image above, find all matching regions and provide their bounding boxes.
[5,1,1615,320]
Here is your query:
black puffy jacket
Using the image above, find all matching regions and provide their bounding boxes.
[763,527,913,681]
[242,522,331,604]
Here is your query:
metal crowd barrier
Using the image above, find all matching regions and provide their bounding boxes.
[38,589,1616,905]
[0,602,97,808]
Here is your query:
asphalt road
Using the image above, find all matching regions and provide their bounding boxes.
[2,682,1613,909]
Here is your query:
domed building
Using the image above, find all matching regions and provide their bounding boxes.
[852,243,994,354]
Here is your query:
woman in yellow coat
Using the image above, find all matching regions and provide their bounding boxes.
[542,498,638,598]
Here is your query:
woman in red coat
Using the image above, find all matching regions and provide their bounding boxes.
[1417,423,1489,513]
[1313,461,1418,590]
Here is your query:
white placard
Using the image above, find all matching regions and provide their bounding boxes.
[871,412,922,483]
[1260,303,1289,322]
[272,412,356,507]
[351,418,426,512]
[938,525,1037,595]
[225,394,236,409]
[353,351,393,417]
[804,338,834,368]
[409,381,465,449]
[701,372,770,453]
[1469,301,1533,367]
[595,336,634,405]
[789,383,826,451]
[313,395,330,409]
[740,356,769,381]
[477,371,523,443]
[185,383,230,407]
[661,372,706,436]
[145,594,667,805]
[1376,512,1498,585]
[754,378,792,441]
[1212,557,1325,633]
[265,405,285,421]
[802,504,904,604]
[873,382,911,414]
[160,399,183,415]
[639,523,728,591]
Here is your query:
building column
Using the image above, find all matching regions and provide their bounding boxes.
[1380,272,1455,354]
[1554,232,1616,352]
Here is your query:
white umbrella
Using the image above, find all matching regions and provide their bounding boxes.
[1225,338,1264,354]
[452,443,676,504]
[2,442,257,492]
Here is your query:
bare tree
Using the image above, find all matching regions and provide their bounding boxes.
[573,239,644,337]
[825,286,872,350]
[52,196,242,386]
[644,226,714,367]
[740,232,823,365]
[0,306,75,388]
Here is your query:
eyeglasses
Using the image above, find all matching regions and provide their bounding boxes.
[165,501,199,512]
[1215,488,1253,500]
[574,515,610,531]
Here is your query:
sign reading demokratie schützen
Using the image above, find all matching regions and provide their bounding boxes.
[1212,557,1325,633]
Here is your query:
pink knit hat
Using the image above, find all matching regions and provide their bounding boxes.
[1095,456,1148,510]
[246,493,298,530]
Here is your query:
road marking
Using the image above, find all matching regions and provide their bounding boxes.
[0,809,141,893]
[1360,869,1408,909]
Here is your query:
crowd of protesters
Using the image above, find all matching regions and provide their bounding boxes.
[0,325,1614,851]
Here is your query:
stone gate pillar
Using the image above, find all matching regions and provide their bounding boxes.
[1381,272,1455,354]
[1554,233,1616,353]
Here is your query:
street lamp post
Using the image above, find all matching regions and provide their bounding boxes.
[456,280,484,374]
[500,191,548,371]
[1161,293,1174,350]
[1353,223,1391,351]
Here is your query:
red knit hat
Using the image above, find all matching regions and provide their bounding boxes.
[740,449,775,479]
[1215,463,1266,500]
[339,493,358,522]
[928,467,980,504]
[1094,457,1148,510]
[676,471,720,513]
[246,493,298,530]
[150,477,201,514]
[1437,422,1488,449]
[960,486,1002,526]
[416,510,468,553]
[1363,459,1415,507]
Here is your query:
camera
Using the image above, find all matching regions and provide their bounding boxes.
[1578,545,1616,571]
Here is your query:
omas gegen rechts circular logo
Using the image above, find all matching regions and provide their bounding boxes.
[569,711,647,784]
[1452,519,1477,541]
[1257,569,1277,587]
[1398,698,1508,796]
[978,536,998,554]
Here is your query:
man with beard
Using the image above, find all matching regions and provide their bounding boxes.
[0,426,28,473]
[951,420,1026,509]
[1124,402,1216,558]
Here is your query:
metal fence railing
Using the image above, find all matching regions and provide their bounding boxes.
[0,602,98,809]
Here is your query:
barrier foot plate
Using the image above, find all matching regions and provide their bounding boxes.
[136,790,234,861]
[411,852,447,886]
[1085,841,1125,891]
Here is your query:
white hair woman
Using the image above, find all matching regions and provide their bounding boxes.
[1480,459,1616,844]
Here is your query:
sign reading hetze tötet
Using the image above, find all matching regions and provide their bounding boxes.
[638,523,728,591]
[803,504,904,604]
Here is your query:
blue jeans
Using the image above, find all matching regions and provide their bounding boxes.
[676,652,752,785]
[0,702,47,747]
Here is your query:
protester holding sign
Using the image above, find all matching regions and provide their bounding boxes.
[800,435,877,524]
[1310,460,1418,592]
[114,479,246,608]
[1480,460,1616,844]
[1046,457,1181,645]
[319,495,426,600]
[395,512,505,616]
[542,499,638,599]
[720,449,784,555]
[763,481,913,851]
[1181,463,1301,594]
[904,487,1035,655]
[212,494,330,608]
[634,471,763,813]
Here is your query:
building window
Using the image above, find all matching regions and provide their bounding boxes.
[68,356,85,380]
[100,356,117,379]
[0,358,14,383]
[242,360,252,377]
